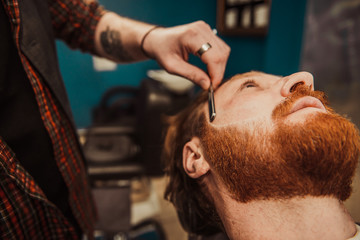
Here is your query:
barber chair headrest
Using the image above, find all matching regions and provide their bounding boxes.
[92,86,138,127]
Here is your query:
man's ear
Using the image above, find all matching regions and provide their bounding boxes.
[183,137,210,179]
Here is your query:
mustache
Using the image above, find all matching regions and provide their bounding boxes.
[272,85,330,119]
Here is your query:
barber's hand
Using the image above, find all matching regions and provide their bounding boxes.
[142,21,230,89]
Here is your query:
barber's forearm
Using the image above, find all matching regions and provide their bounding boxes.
[94,12,154,62]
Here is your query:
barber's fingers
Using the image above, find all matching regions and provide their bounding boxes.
[143,21,230,89]
[207,59,228,89]
[161,56,211,89]
[184,22,230,89]
[199,40,230,89]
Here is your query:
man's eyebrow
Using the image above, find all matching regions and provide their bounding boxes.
[230,72,261,82]
[231,71,262,79]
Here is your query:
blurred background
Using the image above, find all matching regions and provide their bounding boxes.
[56,0,360,239]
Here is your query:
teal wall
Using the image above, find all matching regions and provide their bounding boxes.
[57,0,307,128]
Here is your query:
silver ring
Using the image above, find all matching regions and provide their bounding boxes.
[196,42,212,57]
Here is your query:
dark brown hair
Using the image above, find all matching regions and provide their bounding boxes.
[163,91,222,235]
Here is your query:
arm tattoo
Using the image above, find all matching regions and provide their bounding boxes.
[100,26,134,61]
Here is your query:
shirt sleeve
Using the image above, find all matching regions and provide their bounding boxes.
[48,0,105,55]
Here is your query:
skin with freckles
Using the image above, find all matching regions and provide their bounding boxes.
[164,71,360,239]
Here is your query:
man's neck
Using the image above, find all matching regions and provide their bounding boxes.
[211,189,357,240]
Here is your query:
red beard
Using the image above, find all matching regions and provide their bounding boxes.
[200,86,360,202]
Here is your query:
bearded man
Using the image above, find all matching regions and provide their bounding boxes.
[163,71,360,240]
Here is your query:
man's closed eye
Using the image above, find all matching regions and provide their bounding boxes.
[240,80,259,90]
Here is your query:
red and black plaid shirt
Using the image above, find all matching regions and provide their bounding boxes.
[0,0,104,239]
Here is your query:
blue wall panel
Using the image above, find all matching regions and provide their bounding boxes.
[264,0,308,75]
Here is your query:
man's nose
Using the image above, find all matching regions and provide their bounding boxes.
[280,72,314,97]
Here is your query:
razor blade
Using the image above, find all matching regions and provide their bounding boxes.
[208,83,216,122]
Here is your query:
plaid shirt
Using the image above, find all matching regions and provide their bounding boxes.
[0,0,104,239]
